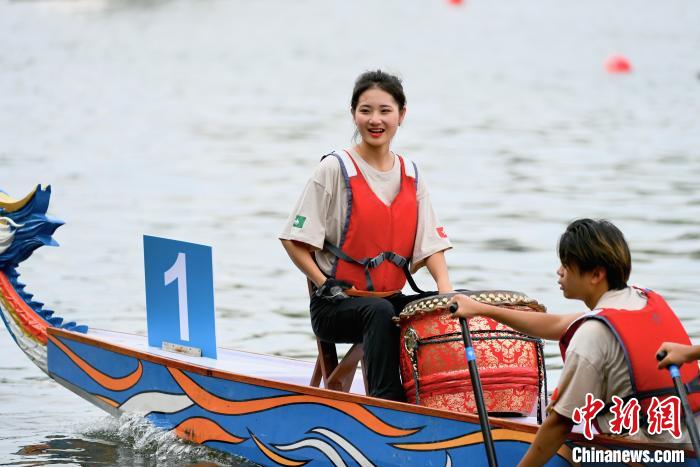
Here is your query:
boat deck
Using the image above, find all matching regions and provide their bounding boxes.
[85,328,563,432]
[88,328,368,394]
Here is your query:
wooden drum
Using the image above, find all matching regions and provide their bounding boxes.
[395,291,547,417]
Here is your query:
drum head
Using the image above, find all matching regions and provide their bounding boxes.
[395,289,545,324]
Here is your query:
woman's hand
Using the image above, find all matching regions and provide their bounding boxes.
[657,342,700,369]
[315,278,352,303]
[446,294,490,319]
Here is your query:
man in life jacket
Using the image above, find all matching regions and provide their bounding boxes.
[448,218,699,466]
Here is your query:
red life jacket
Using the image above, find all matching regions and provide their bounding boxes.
[559,288,700,414]
[322,150,418,293]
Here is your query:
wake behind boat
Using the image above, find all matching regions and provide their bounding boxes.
[0,186,693,466]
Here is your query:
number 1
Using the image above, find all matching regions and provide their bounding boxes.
[164,252,189,341]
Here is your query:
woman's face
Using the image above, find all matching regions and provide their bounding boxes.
[352,87,406,148]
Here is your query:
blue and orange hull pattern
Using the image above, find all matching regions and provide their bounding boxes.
[46,327,575,466]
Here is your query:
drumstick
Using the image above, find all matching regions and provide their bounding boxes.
[450,302,498,467]
[656,350,700,459]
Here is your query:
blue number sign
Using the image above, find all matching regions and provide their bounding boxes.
[143,235,217,358]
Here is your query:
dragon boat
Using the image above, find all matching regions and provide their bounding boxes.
[0,185,695,466]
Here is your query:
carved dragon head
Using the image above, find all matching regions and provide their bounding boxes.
[0,185,63,271]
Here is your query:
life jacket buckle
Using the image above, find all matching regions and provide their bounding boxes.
[366,253,387,269]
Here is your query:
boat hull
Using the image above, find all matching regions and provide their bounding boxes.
[47,327,574,466]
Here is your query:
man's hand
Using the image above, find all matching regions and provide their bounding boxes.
[657,342,700,369]
[447,294,490,319]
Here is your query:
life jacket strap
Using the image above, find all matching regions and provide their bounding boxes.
[633,375,700,402]
[324,241,424,293]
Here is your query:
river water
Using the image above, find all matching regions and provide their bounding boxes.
[1,0,699,464]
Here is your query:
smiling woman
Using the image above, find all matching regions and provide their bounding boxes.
[279,70,454,402]
[350,73,406,157]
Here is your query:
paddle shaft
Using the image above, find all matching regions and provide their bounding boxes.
[451,303,498,467]
[657,350,700,459]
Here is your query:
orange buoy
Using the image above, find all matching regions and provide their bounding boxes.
[604,55,632,73]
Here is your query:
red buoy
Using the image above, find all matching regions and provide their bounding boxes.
[604,55,632,73]
[447,0,464,5]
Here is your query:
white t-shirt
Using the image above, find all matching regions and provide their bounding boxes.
[279,149,451,277]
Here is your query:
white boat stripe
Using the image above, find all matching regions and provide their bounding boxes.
[0,300,47,372]
[311,428,374,467]
[275,438,347,467]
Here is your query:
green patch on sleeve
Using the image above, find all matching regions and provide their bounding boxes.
[293,215,306,228]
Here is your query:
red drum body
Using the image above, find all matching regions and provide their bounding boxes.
[396,291,547,416]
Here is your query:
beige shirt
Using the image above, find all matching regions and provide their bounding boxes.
[279,149,451,278]
[553,287,695,443]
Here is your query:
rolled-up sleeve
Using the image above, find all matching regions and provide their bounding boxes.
[279,177,331,251]
[411,175,452,270]
[550,320,609,420]
[550,352,605,420]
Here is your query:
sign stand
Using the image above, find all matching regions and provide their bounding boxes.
[162,341,202,357]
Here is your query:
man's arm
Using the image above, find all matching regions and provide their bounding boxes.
[448,294,583,340]
[519,411,574,467]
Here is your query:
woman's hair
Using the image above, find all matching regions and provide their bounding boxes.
[350,70,406,112]
[558,218,631,290]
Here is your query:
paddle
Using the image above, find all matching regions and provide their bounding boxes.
[656,350,700,460]
[450,302,498,467]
